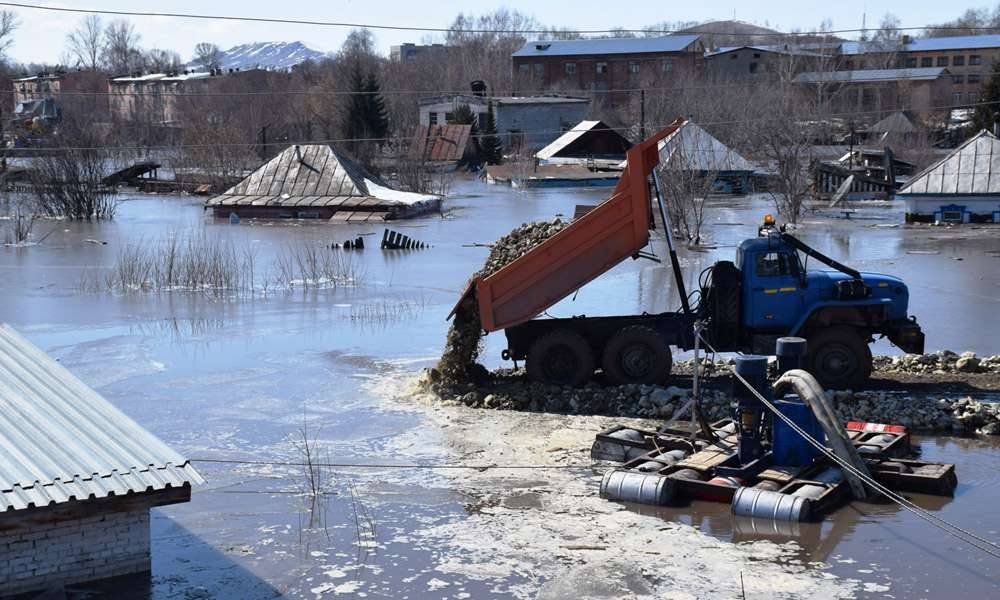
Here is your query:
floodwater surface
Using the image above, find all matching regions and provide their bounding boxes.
[1,180,998,598]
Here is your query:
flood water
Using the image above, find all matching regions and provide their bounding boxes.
[1,179,999,598]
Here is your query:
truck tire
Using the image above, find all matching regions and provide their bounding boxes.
[526,330,595,387]
[601,326,673,385]
[805,327,873,390]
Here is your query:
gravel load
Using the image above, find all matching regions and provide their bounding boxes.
[873,350,1000,374]
[435,219,567,385]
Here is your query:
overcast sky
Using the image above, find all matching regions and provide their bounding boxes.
[2,0,984,65]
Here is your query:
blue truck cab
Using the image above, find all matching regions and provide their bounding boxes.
[718,228,924,389]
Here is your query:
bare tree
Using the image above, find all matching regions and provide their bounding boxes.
[193,42,223,71]
[0,10,17,60]
[66,15,103,70]
[103,19,143,75]
[31,120,118,221]
[145,48,182,73]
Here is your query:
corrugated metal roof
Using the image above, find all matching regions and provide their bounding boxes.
[657,121,755,173]
[794,67,947,83]
[535,120,602,160]
[705,44,825,58]
[513,35,700,58]
[409,124,472,162]
[417,94,588,107]
[899,130,1000,195]
[871,111,917,134]
[0,325,202,514]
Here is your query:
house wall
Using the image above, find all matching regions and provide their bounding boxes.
[0,507,150,595]
[495,102,589,150]
[903,195,1000,223]
[799,76,949,120]
[705,50,821,81]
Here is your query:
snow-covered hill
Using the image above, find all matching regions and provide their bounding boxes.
[191,41,326,71]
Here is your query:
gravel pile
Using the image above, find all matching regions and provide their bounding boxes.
[418,368,1000,435]
[435,219,566,384]
[873,351,1000,374]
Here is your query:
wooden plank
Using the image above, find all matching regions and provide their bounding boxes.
[315,153,339,196]
[329,211,352,222]
[266,149,294,196]
[323,196,348,207]
[290,145,321,196]
[280,147,305,197]
[241,157,269,195]
[301,148,331,196]
[757,465,801,484]
[677,435,737,471]
[249,153,281,196]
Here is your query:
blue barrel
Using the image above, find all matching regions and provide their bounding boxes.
[772,394,825,467]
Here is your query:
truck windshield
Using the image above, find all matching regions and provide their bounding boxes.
[755,252,799,277]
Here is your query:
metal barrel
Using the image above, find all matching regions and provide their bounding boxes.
[857,444,883,455]
[731,487,812,522]
[776,337,808,374]
[671,468,704,481]
[754,479,782,492]
[707,476,745,488]
[600,470,676,506]
[810,468,845,485]
[381,229,390,248]
[733,514,802,538]
[637,461,666,473]
[590,429,645,462]
[868,433,897,445]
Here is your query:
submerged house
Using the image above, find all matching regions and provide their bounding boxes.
[206,144,440,222]
[408,123,475,169]
[535,120,632,168]
[0,324,202,595]
[656,121,756,193]
[899,130,1000,223]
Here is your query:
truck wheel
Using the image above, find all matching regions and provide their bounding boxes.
[526,330,595,387]
[806,327,873,390]
[602,326,672,385]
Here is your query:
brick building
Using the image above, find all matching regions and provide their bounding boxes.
[793,67,953,120]
[840,35,1000,108]
[704,45,827,81]
[511,35,704,103]
[0,324,202,595]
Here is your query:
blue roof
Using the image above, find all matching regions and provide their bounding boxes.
[841,34,1000,56]
[513,35,700,58]
[794,67,947,84]
[906,34,1000,52]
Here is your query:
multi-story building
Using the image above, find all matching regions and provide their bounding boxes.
[840,34,1000,108]
[108,68,272,124]
[511,35,704,103]
[793,67,953,119]
[704,45,828,81]
[390,42,452,62]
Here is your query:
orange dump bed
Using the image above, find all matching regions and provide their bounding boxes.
[465,119,685,333]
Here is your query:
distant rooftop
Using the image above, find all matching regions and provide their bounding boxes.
[513,35,701,58]
[705,44,827,58]
[111,71,212,83]
[794,67,947,84]
[841,34,1000,55]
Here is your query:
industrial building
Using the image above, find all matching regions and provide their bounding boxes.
[206,144,440,221]
[511,35,705,102]
[899,129,1000,223]
[793,67,953,120]
[0,325,202,596]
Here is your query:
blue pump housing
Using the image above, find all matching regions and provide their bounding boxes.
[772,394,825,467]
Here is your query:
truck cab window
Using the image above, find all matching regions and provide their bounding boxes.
[755,252,798,277]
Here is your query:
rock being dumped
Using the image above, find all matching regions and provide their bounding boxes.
[435,219,567,385]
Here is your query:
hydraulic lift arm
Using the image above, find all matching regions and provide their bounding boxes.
[778,233,862,279]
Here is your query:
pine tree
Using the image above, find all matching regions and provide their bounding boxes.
[364,72,389,144]
[479,101,503,165]
[971,60,1000,134]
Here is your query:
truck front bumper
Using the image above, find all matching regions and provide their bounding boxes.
[885,318,925,355]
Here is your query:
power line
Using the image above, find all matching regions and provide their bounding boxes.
[0,2,993,37]
[4,99,989,153]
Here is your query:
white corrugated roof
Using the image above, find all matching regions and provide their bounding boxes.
[657,121,755,173]
[535,120,602,160]
[513,35,701,57]
[899,130,1000,195]
[0,325,202,513]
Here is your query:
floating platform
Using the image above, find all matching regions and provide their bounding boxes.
[485,164,620,188]
[593,420,956,521]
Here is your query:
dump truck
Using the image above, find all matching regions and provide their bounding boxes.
[452,119,925,390]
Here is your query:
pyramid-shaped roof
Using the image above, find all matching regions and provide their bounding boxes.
[871,111,916,135]
[899,130,1000,195]
[207,144,437,210]
[657,121,755,173]
[535,120,631,160]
